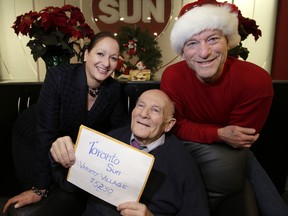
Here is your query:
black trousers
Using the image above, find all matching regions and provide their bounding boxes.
[182,141,258,215]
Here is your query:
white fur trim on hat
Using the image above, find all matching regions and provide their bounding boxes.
[170,4,241,55]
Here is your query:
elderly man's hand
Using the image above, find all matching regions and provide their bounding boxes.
[50,136,75,168]
[117,202,154,216]
[218,125,259,149]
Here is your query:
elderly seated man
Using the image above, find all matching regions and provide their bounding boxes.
[50,89,210,216]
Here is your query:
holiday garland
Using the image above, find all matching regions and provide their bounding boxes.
[115,26,162,78]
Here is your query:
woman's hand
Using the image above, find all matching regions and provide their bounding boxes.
[50,136,75,168]
[2,189,42,213]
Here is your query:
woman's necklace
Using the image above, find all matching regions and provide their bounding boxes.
[87,85,101,97]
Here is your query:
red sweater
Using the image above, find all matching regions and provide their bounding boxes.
[161,57,273,144]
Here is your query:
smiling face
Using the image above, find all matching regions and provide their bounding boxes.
[131,90,176,145]
[182,29,229,83]
[84,37,119,85]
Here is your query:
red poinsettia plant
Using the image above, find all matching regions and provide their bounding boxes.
[229,10,262,60]
[12,5,94,62]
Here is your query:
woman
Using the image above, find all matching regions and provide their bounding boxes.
[3,31,128,215]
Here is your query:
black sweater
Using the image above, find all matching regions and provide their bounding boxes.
[83,126,209,216]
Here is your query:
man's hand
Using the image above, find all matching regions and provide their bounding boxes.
[117,201,153,216]
[2,190,42,213]
[218,125,259,149]
[50,136,75,168]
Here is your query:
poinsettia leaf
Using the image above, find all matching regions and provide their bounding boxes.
[238,47,249,60]
[27,40,47,61]
[228,45,249,60]
[41,35,59,46]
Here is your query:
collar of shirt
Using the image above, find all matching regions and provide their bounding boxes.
[130,133,165,152]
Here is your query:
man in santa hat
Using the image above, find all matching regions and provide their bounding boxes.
[161,0,288,215]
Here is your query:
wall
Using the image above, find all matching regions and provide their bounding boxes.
[271,0,288,80]
[0,0,279,82]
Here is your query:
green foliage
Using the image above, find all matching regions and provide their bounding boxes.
[228,43,249,60]
[116,26,162,76]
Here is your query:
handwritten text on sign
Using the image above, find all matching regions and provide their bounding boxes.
[67,125,154,207]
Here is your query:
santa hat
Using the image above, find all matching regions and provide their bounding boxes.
[170,0,241,55]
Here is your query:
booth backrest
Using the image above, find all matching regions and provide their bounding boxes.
[1,80,287,196]
[251,80,288,194]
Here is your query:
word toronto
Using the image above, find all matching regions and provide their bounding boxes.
[88,141,122,176]
[89,141,121,166]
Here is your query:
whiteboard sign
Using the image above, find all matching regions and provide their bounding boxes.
[67,125,154,206]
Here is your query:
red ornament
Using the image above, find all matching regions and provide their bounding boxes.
[124,39,137,56]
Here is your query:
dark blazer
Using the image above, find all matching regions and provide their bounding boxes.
[36,63,128,190]
[83,126,210,216]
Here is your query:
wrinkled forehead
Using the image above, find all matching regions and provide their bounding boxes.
[138,91,173,114]
[187,29,225,40]
[138,93,165,109]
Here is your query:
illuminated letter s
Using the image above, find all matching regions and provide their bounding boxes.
[98,0,120,24]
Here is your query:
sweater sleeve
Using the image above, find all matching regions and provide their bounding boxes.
[36,67,62,188]
[227,62,274,133]
[161,65,221,144]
